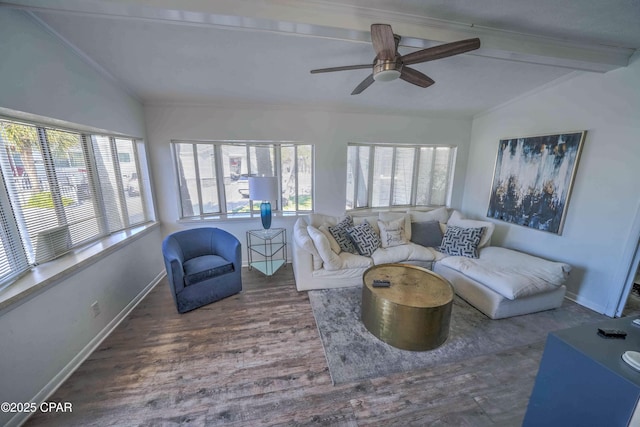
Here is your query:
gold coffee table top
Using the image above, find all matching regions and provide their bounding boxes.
[363,264,454,307]
[361,263,454,351]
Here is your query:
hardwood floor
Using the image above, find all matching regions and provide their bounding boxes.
[26,266,545,426]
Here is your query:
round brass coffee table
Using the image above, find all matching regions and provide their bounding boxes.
[361,263,454,351]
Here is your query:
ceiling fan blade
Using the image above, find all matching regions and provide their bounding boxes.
[310,64,372,74]
[401,38,481,65]
[351,74,375,95]
[371,23,397,60]
[400,67,435,88]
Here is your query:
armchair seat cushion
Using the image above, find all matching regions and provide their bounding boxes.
[183,254,234,286]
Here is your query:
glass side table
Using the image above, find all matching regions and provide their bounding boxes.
[246,228,287,276]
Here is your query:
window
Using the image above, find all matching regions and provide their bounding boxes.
[346,143,455,210]
[0,118,152,287]
[172,141,313,219]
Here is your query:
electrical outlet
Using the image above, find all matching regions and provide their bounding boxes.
[91,301,100,317]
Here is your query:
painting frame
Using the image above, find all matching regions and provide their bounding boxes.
[486,131,587,235]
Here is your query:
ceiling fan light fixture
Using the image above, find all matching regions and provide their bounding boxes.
[373,69,401,82]
[373,59,401,82]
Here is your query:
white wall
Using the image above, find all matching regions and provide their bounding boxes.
[144,104,473,258]
[0,9,163,426]
[463,55,640,316]
[0,9,145,137]
[0,229,163,427]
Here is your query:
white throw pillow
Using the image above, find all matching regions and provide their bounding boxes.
[378,212,411,240]
[293,219,323,270]
[319,224,341,254]
[447,210,495,248]
[307,226,343,270]
[377,218,408,248]
[409,207,450,224]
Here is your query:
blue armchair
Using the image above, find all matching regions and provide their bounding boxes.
[162,228,242,313]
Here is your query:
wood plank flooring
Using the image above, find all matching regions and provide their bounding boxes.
[26,266,547,426]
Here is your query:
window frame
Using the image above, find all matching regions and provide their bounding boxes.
[0,116,153,289]
[171,140,314,220]
[346,142,456,211]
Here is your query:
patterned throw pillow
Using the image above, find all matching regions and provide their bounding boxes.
[440,226,485,258]
[346,221,381,256]
[328,216,357,254]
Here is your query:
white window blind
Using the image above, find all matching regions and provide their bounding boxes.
[0,118,151,289]
[173,141,313,219]
[346,143,456,210]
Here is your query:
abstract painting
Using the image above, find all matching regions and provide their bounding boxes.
[487,131,586,234]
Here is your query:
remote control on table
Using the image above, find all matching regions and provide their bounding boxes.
[372,280,391,288]
[597,328,627,339]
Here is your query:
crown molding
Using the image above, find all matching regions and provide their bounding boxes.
[2,0,634,72]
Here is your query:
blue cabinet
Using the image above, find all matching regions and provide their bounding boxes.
[524,317,640,426]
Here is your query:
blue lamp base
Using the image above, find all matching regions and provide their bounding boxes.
[260,201,272,229]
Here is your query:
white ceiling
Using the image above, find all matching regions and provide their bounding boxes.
[4,0,640,117]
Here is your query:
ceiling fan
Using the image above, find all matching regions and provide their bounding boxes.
[310,23,481,95]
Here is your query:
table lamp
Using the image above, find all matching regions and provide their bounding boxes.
[248,176,278,229]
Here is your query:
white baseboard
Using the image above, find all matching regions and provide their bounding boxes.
[8,270,166,427]
[565,290,608,317]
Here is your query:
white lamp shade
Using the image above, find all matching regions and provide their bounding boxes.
[248,176,278,202]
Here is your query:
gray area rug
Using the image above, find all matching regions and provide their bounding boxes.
[308,286,606,385]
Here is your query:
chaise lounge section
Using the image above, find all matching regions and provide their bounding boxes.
[292,208,569,319]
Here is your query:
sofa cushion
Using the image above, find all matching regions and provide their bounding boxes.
[447,210,495,248]
[437,246,571,300]
[329,216,357,254]
[409,207,450,224]
[440,226,484,258]
[308,213,339,228]
[346,221,381,256]
[183,255,234,286]
[410,220,443,248]
[339,251,374,269]
[378,217,408,248]
[371,242,434,265]
[308,226,343,270]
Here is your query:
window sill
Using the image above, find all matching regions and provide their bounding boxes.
[177,211,312,223]
[0,222,160,313]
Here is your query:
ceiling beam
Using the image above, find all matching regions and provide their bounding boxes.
[2,0,634,72]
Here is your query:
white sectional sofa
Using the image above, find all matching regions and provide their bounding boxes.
[292,208,570,319]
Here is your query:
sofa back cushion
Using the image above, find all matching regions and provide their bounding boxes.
[409,207,450,224]
[308,213,339,228]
